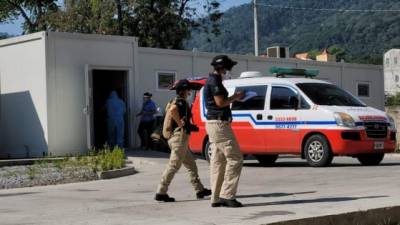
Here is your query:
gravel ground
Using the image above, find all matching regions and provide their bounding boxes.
[0,163,98,189]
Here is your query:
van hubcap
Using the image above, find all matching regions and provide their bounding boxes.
[308,141,324,162]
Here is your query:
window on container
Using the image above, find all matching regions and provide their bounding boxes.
[157,71,176,90]
[357,83,370,97]
[386,58,390,65]
[395,57,398,65]
[231,85,268,110]
[396,75,399,83]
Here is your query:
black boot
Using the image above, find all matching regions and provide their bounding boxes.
[196,188,212,199]
[218,198,243,208]
[155,193,175,202]
[211,201,224,207]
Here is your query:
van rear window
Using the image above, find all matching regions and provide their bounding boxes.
[296,83,366,107]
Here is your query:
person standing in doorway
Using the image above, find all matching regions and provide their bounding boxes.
[137,92,157,150]
[204,55,245,208]
[106,90,126,148]
[155,79,211,202]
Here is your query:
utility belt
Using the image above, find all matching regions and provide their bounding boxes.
[207,115,232,122]
[173,123,199,134]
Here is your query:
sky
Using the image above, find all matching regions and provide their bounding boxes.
[0,0,251,35]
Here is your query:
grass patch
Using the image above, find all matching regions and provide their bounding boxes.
[27,166,37,180]
[35,146,126,173]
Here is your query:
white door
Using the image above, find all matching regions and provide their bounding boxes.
[84,65,94,149]
[266,85,302,153]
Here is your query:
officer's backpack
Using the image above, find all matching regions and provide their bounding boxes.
[162,98,177,139]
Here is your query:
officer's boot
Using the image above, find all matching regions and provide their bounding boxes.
[217,198,243,208]
[155,193,175,202]
[196,188,212,199]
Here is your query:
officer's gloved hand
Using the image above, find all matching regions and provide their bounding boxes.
[188,124,199,132]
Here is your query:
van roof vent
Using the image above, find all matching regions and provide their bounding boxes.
[239,71,263,78]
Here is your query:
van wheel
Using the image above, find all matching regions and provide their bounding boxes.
[254,155,278,166]
[304,134,333,167]
[357,153,384,166]
[204,140,212,163]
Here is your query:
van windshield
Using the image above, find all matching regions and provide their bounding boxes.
[296,83,366,107]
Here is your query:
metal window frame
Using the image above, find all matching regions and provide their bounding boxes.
[155,70,177,91]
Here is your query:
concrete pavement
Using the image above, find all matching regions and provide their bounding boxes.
[0,151,400,225]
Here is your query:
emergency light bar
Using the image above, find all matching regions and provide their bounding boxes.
[270,67,319,78]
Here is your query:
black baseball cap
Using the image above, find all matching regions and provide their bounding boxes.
[143,92,152,97]
[170,79,194,91]
[211,55,237,71]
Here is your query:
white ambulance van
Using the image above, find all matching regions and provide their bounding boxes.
[189,67,397,167]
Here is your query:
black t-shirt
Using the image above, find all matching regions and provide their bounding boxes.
[203,73,232,119]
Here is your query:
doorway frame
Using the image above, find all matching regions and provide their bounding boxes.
[84,64,134,149]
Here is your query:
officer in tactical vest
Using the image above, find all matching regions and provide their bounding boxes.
[204,55,245,208]
[155,79,211,202]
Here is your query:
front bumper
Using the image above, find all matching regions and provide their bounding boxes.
[324,129,396,155]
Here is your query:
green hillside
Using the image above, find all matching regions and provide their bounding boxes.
[185,0,400,64]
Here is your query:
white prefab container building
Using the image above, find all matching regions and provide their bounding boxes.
[0,32,384,158]
[384,49,400,96]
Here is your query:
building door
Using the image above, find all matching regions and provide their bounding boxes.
[84,65,94,149]
[85,66,130,149]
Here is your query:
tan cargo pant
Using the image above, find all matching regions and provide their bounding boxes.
[157,129,204,194]
[206,120,243,203]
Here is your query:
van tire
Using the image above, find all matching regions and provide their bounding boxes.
[304,134,333,167]
[204,140,212,163]
[357,153,384,166]
[254,155,278,166]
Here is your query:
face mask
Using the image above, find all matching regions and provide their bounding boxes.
[224,71,232,80]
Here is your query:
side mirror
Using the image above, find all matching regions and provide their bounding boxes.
[289,96,299,110]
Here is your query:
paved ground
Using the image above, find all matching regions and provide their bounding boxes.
[1,151,400,225]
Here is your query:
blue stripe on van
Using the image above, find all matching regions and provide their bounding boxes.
[201,89,337,126]
[232,113,337,126]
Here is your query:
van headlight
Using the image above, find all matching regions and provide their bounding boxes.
[387,115,396,130]
[334,112,356,128]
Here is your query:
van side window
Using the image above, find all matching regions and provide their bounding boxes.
[232,85,268,110]
[270,86,309,110]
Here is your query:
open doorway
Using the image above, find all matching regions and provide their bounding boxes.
[91,69,129,149]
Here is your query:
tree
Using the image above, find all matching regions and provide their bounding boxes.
[0,32,10,39]
[307,49,320,60]
[0,0,59,33]
[328,45,346,62]
[50,0,222,49]
[186,0,400,65]
[386,93,400,106]
[50,0,118,34]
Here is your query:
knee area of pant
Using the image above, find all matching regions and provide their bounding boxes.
[226,156,243,165]
[168,161,183,170]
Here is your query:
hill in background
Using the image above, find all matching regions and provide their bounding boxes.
[185,0,400,64]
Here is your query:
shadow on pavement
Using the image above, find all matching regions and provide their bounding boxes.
[243,195,387,207]
[125,150,170,159]
[0,192,40,197]
[237,191,316,199]
[244,161,400,168]
[174,198,210,203]
[242,210,296,220]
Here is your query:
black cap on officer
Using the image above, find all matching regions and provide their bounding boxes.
[211,55,237,71]
[143,92,152,97]
[170,79,194,94]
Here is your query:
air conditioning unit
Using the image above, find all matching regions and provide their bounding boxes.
[267,46,289,58]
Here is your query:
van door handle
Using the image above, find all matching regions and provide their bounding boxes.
[267,115,273,120]
[256,114,263,120]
